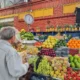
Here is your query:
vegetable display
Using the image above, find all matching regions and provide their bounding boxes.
[54,40,66,51]
[20,29,34,40]
[64,67,80,80]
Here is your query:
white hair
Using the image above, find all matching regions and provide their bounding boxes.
[0,26,21,42]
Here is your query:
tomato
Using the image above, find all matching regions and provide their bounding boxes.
[76,76,80,80]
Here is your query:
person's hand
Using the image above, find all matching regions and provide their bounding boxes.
[19,50,27,64]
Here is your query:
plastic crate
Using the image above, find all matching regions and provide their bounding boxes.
[72,68,80,71]
[29,72,60,80]
[30,73,54,80]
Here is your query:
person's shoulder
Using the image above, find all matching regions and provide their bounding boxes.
[6,46,18,57]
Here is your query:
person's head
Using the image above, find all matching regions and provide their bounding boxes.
[0,26,18,44]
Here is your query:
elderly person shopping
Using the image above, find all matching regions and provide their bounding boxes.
[0,27,29,80]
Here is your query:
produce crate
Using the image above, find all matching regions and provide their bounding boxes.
[29,72,60,80]
[72,68,80,71]
[30,72,53,80]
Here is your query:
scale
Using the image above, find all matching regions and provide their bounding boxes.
[23,14,36,45]
[24,14,34,31]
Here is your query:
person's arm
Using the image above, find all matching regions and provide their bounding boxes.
[6,49,29,77]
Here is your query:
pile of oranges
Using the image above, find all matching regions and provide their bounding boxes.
[67,38,80,49]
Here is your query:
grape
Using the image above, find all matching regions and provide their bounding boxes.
[40,48,56,57]
[34,57,53,76]
[28,55,39,64]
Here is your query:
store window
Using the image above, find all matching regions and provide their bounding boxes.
[0,0,29,8]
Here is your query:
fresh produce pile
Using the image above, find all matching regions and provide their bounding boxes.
[54,40,66,50]
[51,57,68,80]
[28,55,39,65]
[69,49,79,56]
[42,36,58,49]
[16,43,27,52]
[41,36,67,51]
[20,29,34,40]
[69,55,80,68]
[27,46,39,55]
[28,56,69,80]
[17,30,80,80]
[39,48,56,57]
[64,67,80,80]
[28,53,80,80]
[34,42,42,48]
[67,38,80,49]
[34,57,53,76]
[28,56,53,76]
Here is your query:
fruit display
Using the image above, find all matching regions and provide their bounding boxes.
[28,55,39,65]
[34,42,42,48]
[69,49,79,56]
[13,42,27,52]
[51,57,68,80]
[15,30,80,80]
[42,36,58,48]
[39,48,56,57]
[27,46,39,55]
[16,43,27,52]
[34,57,53,76]
[28,56,69,80]
[64,67,80,80]
[53,39,67,51]
[69,55,80,68]
[28,56,53,76]
[67,38,80,49]
[20,29,34,40]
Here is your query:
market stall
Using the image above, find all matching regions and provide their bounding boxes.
[15,29,80,80]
